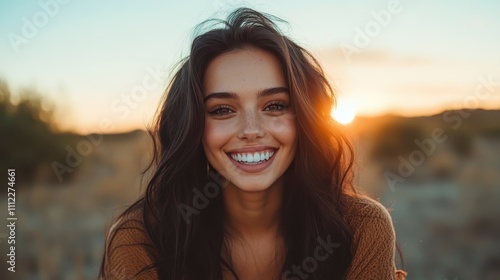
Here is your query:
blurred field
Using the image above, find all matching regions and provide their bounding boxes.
[350,110,500,279]
[2,87,500,279]
[1,130,152,280]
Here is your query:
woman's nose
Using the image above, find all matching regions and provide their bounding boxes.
[238,110,265,141]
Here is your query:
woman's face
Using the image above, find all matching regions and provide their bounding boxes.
[202,48,297,192]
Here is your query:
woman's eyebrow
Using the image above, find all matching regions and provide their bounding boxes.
[204,87,289,102]
[204,91,238,102]
[258,87,289,98]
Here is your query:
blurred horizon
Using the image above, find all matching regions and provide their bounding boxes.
[1,0,499,134]
[3,76,498,135]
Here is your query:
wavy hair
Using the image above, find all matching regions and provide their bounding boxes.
[100,8,357,279]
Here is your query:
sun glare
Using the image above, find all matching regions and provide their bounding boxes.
[331,100,356,125]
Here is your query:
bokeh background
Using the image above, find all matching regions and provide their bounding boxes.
[1,0,499,279]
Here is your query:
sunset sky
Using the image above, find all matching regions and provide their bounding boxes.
[1,0,499,133]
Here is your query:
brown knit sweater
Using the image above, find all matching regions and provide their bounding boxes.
[101,195,407,279]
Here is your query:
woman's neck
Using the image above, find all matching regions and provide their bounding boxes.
[222,176,284,241]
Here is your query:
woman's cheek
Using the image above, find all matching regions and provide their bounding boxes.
[268,114,296,140]
[203,119,234,154]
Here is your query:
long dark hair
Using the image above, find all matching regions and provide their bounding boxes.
[100,8,357,279]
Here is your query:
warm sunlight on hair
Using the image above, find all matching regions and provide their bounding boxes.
[331,100,356,125]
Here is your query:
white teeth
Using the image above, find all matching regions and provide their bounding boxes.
[229,150,276,163]
[254,153,261,162]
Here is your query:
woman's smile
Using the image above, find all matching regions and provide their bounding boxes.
[226,147,278,173]
[229,150,275,164]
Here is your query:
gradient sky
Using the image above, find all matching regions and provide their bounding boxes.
[1,0,499,133]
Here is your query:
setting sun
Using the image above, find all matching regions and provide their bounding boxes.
[331,100,356,124]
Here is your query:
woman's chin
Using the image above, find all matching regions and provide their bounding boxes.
[225,175,284,193]
[229,182,272,193]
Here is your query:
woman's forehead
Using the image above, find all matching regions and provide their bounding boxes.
[203,48,286,96]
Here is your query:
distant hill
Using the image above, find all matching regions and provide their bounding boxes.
[347,109,500,170]
[351,109,500,137]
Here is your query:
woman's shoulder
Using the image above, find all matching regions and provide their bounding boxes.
[342,193,393,223]
[106,205,157,255]
[341,194,396,249]
[105,206,149,246]
[343,194,391,220]
[102,206,158,279]
[342,194,407,279]
[341,194,395,247]
[108,206,146,233]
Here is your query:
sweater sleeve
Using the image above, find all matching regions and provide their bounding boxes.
[344,196,407,280]
[101,211,159,280]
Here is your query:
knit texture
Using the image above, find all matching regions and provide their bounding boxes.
[343,195,407,280]
[101,195,407,279]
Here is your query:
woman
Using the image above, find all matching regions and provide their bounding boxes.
[99,8,407,280]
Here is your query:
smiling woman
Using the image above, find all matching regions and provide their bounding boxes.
[99,8,406,280]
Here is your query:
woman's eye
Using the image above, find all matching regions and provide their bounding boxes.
[265,101,288,112]
[208,106,234,116]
